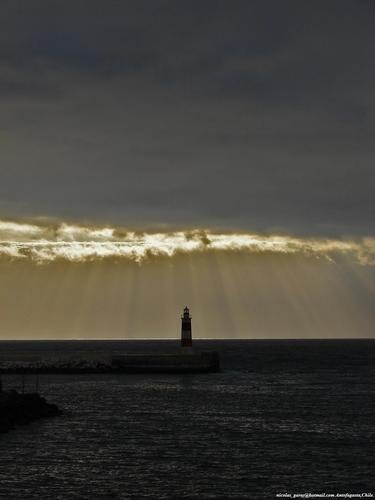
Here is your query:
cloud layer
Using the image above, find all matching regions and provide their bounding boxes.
[0,219,374,265]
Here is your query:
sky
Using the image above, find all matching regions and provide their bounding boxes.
[0,1,374,339]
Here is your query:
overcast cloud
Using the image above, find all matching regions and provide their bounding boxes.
[0,0,374,235]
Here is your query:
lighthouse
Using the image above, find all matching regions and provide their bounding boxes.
[181,306,192,347]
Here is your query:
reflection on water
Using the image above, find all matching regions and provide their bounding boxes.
[0,340,374,499]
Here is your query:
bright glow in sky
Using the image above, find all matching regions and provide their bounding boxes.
[0,218,374,339]
[0,219,374,265]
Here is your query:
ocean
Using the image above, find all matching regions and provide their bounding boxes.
[0,340,374,499]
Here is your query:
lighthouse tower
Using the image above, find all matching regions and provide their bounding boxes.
[181,306,192,347]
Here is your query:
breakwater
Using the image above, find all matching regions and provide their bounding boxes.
[0,351,220,374]
[112,351,220,373]
[0,390,62,433]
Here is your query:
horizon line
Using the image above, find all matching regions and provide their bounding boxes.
[0,337,374,341]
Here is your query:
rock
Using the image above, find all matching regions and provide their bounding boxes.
[0,390,62,434]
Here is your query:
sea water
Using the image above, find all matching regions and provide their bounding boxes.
[0,340,374,499]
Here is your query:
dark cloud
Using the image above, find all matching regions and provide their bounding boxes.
[0,0,374,235]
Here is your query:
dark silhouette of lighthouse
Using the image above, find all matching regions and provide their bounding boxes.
[181,306,192,347]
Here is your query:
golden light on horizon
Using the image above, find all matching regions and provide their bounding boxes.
[0,218,374,340]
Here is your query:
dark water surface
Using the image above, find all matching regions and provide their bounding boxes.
[0,340,374,499]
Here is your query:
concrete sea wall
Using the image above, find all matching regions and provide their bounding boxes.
[112,352,220,373]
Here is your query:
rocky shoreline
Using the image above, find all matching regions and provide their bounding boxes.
[0,390,62,433]
[1,362,111,374]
